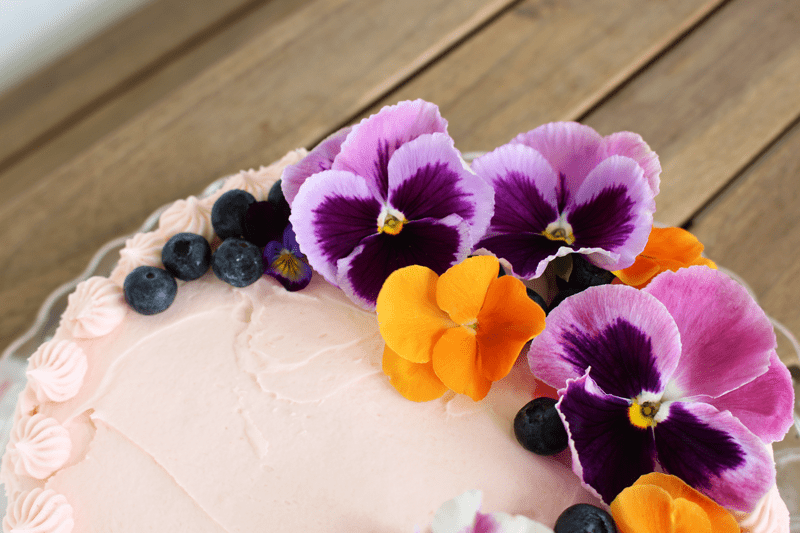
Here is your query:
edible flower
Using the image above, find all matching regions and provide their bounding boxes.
[610,473,739,533]
[263,224,313,291]
[290,100,494,308]
[613,226,716,289]
[472,122,658,279]
[377,255,545,401]
[527,266,794,512]
[422,490,553,533]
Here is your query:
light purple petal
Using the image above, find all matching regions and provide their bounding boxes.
[706,351,794,443]
[337,214,471,309]
[527,284,681,396]
[387,132,494,243]
[654,400,775,512]
[645,266,777,400]
[281,223,304,257]
[282,125,354,206]
[333,100,448,198]
[566,155,655,271]
[511,122,604,194]
[289,170,380,285]
[602,131,661,196]
[557,372,657,505]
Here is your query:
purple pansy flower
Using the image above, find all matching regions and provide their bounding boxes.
[263,224,313,291]
[290,100,494,308]
[527,266,794,512]
[421,490,553,533]
[282,125,354,206]
[472,122,659,279]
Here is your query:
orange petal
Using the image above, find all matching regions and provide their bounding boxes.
[611,484,678,533]
[673,498,713,533]
[376,265,455,363]
[382,345,448,402]
[436,255,499,325]
[631,473,739,533]
[613,255,661,288]
[476,275,546,381]
[644,227,704,261]
[432,327,491,401]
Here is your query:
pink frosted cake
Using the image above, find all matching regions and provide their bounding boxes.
[1,100,794,533]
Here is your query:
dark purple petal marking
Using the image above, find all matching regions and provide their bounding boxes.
[477,232,562,279]
[390,161,474,223]
[489,171,558,235]
[373,139,393,197]
[339,217,467,307]
[654,402,744,491]
[556,172,571,213]
[568,184,636,251]
[561,318,663,399]
[313,194,381,265]
[559,374,657,504]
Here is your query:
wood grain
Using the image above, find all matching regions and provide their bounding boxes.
[0,0,312,203]
[690,120,800,367]
[582,0,800,226]
[370,0,724,152]
[0,0,518,348]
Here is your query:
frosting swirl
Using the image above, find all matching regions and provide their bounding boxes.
[61,277,126,338]
[8,414,71,480]
[3,488,74,533]
[27,340,88,403]
[157,196,213,242]
[109,231,167,286]
[734,484,790,533]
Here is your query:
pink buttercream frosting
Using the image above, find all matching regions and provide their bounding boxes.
[157,196,213,242]
[26,340,87,404]
[60,277,126,338]
[8,415,71,481]
[109,231,168,286]
[3,488,73,533]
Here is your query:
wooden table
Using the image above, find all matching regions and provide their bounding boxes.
[1,0,798,366]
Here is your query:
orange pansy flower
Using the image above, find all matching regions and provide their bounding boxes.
[610,472,739,533]
[377,255,545,402]
[613,226,716,289]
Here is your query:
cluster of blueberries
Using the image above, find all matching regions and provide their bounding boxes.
[123,181,292,315]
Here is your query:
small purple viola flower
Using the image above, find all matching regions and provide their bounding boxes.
[282,125,354,207]
[290,100,494,309]
[527,266,794,512]
[263,224,313,291]
[472,122,659,279]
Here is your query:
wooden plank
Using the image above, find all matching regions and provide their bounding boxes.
[581,0,800,226]
[0,0,517,349]
[370,0,724,152]
[689,121,800,367]
[0,0,311,202]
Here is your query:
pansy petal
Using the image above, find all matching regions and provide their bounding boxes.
[432,327,492,401]
[527,284,681,398]
[567,155,655,271]
[381,345,448,402]
[653,401,775,512]
[477,233,564,280]
[601,131,661,196]
[282,125,353,206]
[613,254,662,288]
[388,133,494,242]
[512,122,604,193]
[705,351,794,443]
[558,372,657,504]
[645,266,776,400]
[376,264,454,363]
[333,99,448,198]
[436,255,499,325]
[338,214,471,309]
[610,483,713,533]
[289,169,381,285]
[431,489,483,533]
[477,275,546,381]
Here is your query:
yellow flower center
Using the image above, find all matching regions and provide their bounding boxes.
[379,214,405,235]
[628,400,660,429]
[542,218,575,245]
[272,251,304,281]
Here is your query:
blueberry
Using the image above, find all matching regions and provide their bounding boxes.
[513,397,568,456]
[124,266,178,315]
[525,288,548,314]
[212,238,264,287]
[211,190,256,240]
[161,232,212,281]
[243,201,288,247]
[570,254,615,289]
[267,179,292,221]
[554,504,617,533]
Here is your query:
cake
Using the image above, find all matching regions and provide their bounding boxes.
[1,100,794,533]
